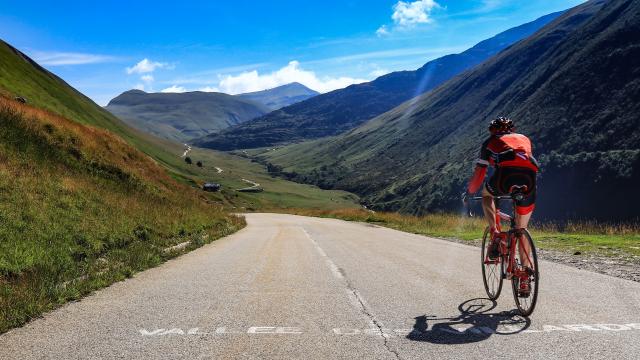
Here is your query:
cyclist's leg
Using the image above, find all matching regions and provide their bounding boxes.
[501,167,536,269]
[483,170,501,231]
[481,186,496,230]
[515,211,533,269]
[515,187,536,269]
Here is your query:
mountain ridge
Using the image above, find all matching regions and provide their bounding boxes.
[106,90,270,142]
[237,82,318,110]
[194,10,563,150]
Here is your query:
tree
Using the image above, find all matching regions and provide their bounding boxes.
[196,161,203,167]
[185,156,192,164]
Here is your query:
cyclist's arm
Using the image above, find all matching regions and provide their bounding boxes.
[467,164,487,194]
[467,139,491,194]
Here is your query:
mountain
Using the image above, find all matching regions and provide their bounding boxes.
[258,0,640,221]
[0,39,242,332]
[105,90,270,142]
[194,11,562,151]
[237,82,319,110]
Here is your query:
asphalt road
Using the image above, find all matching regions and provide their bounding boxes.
[2,213,639,359]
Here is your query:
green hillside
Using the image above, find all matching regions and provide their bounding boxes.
[0,40,199,175]
[257,0,640,221]
[0,95,245,333]
[106,90,270,142]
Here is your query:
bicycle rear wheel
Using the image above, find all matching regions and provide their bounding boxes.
[511,229,539,317]
[481,227,503,300]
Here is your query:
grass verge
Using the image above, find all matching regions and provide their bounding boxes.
[0,98,245,333]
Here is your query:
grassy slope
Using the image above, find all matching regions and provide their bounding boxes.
[0,97,244,333]
[0,41,195,175]
[144,137,361,210]
[176,147,360,210]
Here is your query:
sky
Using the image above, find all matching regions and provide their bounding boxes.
[0,0,586,105]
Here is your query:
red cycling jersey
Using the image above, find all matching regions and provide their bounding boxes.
[467,132,539,194]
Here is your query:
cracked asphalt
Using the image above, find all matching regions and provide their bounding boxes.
[1,213,639,359]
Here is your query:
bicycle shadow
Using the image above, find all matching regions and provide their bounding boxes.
[407,298,531,344]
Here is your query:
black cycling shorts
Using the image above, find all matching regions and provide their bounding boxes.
[485,167,537,209]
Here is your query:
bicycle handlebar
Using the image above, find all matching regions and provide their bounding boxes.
[469,196,513,201]
[464,194,519,218]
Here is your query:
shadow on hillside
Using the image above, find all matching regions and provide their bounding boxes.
[407,298,530,344]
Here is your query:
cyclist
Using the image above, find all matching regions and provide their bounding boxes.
[464,117,539,296]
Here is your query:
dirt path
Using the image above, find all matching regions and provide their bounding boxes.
[181,144,191,158]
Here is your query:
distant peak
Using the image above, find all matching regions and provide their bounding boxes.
[283,82,317,92]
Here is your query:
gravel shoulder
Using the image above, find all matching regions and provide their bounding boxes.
[434,235,640,283]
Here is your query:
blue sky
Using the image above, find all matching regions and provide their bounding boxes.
[0,0,585,105]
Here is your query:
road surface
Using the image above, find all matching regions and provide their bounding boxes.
[1,213,639,359]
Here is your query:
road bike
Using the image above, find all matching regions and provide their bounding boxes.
[467,185,539,317]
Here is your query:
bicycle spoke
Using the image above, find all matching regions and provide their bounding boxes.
[481,227,503,300]
[511,230,539,317]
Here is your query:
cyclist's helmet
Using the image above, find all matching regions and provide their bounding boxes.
[489,116,514,134]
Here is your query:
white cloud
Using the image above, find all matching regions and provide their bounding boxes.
[217,61,367,94]
[481,0,505,11]
[31,51,118,66]
[134,83,145,91]
[376,25,390,37]
[164,63,268,86]
[369,67,390,78]
[198,86,220,92]
[126,58,170,74]
[160,85,187,93]
[392,0,439,27]
[141,74,154,82]
[377,0,440,35]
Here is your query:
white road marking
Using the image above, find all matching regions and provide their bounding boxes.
[302,228,343,280]
[139,322,640,337]
[302,227,390,341]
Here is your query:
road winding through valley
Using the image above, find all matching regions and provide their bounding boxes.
[1,213,638,359]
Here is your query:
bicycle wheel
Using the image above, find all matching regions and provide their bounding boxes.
[481,227,503,300]
[511,229,539,317]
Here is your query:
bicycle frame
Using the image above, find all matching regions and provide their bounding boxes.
[471,195,534,282]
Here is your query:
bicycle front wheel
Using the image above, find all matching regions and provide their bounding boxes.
[481,227,503,300]
[511,229,539,317]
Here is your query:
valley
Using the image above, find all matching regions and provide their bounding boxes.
[2,1,640,353]
[253,0,640,221]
